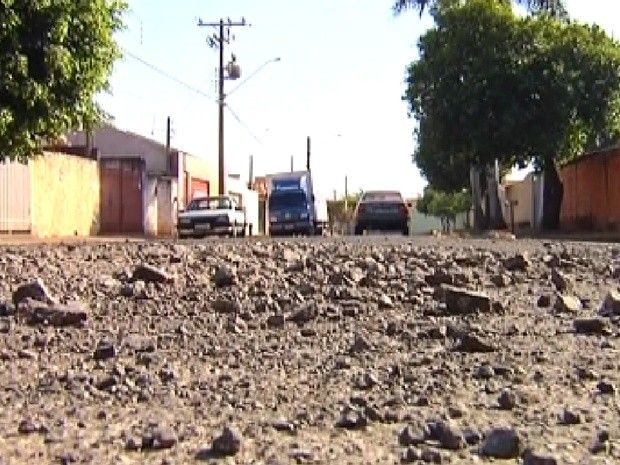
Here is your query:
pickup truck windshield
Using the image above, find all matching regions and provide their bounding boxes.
[269,191,307,209]
[187,197,232,210]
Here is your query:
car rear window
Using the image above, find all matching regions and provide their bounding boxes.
[362,192,403,202]
[187,197,232,210]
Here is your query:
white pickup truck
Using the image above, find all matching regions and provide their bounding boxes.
[177,195,247,239]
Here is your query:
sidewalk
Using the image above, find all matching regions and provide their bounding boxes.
[517,231,620,243]
[0,234,149,246]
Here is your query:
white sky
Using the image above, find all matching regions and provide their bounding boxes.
[98,0,620,197]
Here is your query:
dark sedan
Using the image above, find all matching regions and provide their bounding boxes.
[353,191,410,235]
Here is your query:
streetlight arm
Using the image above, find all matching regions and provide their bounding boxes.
[226,57,281,98]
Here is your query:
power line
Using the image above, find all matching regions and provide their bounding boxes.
[121,47,216,101]
[119,47,264,152]
[225,104,264,146]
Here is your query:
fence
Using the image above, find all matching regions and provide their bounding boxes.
[0,160,31,233]
[559,147,620,231]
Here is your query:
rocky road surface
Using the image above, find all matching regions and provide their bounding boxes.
[1,236,619,465]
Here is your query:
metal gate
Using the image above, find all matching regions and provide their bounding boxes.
[100,158,144,234]
[0,160,31,233]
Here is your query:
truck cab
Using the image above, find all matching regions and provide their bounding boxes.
[267,171,318,236]
[269,189,316,235]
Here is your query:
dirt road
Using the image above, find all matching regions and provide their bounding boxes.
[0,236,618,464]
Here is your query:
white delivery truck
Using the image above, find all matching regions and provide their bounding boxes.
[266,170,326,236]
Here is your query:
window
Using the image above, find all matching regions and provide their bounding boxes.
[362,191,403,202]
[187,197,232,211]
[269,191,307,209]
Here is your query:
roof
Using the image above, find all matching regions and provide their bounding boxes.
[66,125,183,155]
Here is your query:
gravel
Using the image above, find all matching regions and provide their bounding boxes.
[0,235,619,463]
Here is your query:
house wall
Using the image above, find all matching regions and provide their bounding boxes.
[157,179,175,236]
[559,147,620,231]
[144,175,159,236]
[30,152,100,238]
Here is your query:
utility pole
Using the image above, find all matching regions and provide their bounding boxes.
[165,116,171,172]
[344,175,349,212]
[306,136,311,172]
[290,155,294,172]
[248,154,253,189]
[198,17,249,195]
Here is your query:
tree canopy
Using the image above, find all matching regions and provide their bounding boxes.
[393,0,567,18]
[0,0,127,162]
[404,0,620,192]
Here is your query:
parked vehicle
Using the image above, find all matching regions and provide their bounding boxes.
[314,197,330,235]
[353,190,410,235]
[266,170,324,236]
[177,195,246,238]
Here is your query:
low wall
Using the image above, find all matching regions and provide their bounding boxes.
[30,152,100,238]
[410,211,468,235]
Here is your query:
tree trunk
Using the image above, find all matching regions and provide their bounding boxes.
[486,161,507,230]
[470,165,485,231]
[542,161,563,230]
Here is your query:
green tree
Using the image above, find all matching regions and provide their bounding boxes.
[393,0,567,17]
[404,0,620,229]
[417,186,471,232]
[0,0,127,162]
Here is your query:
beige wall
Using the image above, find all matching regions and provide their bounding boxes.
[505,174,534,227]
[30,152,100,238]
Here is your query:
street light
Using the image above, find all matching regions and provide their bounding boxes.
[218,56,281,195]
[226,57,281,98]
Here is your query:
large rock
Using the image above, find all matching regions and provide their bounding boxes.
[290,302,318,324]
[480,428,522,459]
[497,389,517,410]
[425,270,453,287]
[551,268,570,292]
[436,421,466,450]
[399,425,425,447]
[599,290,620,316]
[17,299,87,327]
[573,318,611,336]
[211,426,242,456]
[12,278,57,307]
[336,407,368,430]
[213,266,237,288]
[442,286,491,315]
[454,334,497,353]
[522,449,558,465]
[554,294,582,313]
[93,341,116,361]
[503,254,530,272]
[142,426,178,450]
[132,264,173,284]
